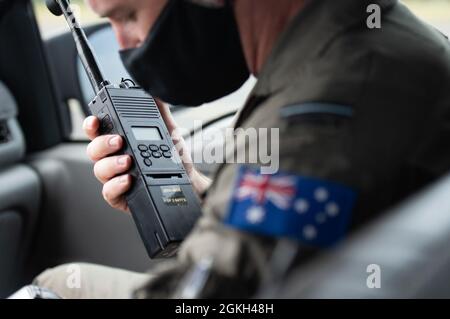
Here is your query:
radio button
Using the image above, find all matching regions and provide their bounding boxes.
[144,159,152,167]
[105,124,113,132]
[163,151,172,158]
[160,145,170,152]
[138,144,148,151]
[100,115,114,133]
[149,144,159,152]
[140,151,151,158]
[152,151,162,158]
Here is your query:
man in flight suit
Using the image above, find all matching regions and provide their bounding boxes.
[35,0,450,298]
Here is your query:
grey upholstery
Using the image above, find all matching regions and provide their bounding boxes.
[0,211,22,295]
[278,172,450,298]
[0,81,25,167]
[0,81,40,297]
[0,167,40,296]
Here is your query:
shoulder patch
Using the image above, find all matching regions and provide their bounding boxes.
[224,166,357,247]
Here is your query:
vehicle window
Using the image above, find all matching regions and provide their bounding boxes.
[33,0,105,39]
[32,0,450,141]
[33,0,107,140]
[405,0,450,36]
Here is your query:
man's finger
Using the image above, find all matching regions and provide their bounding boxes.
[86,135,123,162]
[93,155,132,183]
[83,116,100,140]
[102,175,132,211]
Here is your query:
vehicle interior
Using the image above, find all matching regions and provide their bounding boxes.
[0,0,449,298]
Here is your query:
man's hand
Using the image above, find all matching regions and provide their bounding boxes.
[83,100,211,213]
[84,116,132,212]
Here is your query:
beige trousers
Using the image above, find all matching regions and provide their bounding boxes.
[33,263,152,299]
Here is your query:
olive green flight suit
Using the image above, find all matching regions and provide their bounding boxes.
[136,0,450,298]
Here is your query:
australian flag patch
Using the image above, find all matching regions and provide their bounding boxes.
[224,166,357,247]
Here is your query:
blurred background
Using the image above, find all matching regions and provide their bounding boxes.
[33,0,450,38]
[405,0,450,34]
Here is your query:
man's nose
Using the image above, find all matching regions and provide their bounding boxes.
[112,25,143,49]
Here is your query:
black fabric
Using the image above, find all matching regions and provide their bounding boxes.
[120,0,249,106]
[0,0,12,20]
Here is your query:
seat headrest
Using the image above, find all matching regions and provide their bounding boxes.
[0,81,17,121]
[0,81,25,168]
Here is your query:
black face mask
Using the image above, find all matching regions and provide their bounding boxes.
[119,0,249,106]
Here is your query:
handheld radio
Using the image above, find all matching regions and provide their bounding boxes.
[46,0,202,258]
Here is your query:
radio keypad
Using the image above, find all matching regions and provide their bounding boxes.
[144,158,152,167]
[141,151,151,158]
[152,151,162,159]
[138,144,148,151]
[160,145,170,152]
[137,143,172,167]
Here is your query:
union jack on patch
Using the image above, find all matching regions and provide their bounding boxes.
[235,172,296,210]
[224,166,357,247]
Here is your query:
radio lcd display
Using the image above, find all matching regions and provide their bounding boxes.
[132,127,163,141]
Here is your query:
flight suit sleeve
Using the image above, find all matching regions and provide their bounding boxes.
[134,100,362,299]
[134,60,450,298]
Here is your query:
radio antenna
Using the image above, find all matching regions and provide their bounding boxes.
[46,0,108,93]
